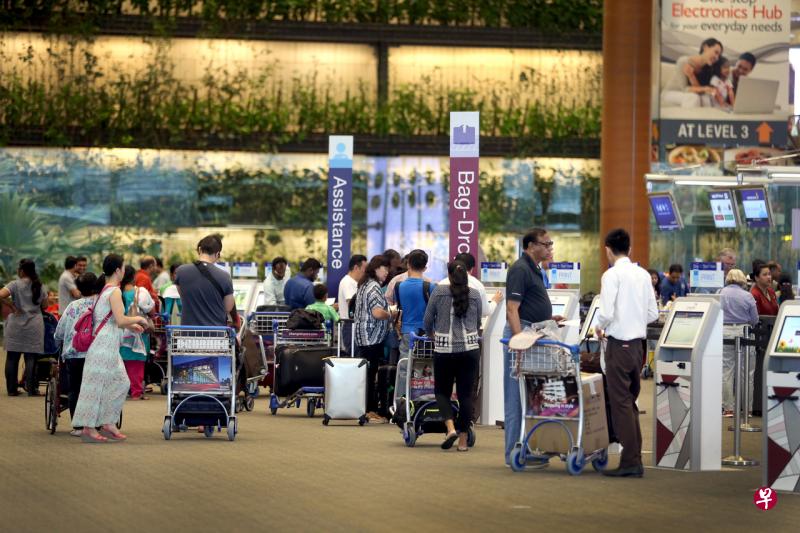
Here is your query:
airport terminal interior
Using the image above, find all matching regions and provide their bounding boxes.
[1,1,799,531]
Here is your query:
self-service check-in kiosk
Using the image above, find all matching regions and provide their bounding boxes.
[579,295,601,341]
[763,300,800,492]
[653,297,722,471]
[480,262,509,426]
[231,262,259,324]
[548,289,580,346]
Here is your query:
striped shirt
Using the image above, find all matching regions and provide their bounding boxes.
[423,285,482,354]
[353,279,389,347]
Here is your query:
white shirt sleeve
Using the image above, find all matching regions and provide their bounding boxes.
[596,270,618,331]
[138,287,155,313]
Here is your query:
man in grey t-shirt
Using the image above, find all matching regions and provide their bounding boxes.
[57,256,83,315]
[175,235,235,327]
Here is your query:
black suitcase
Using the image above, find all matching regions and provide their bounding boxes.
[377,364,397,418]
[274,345,335,397]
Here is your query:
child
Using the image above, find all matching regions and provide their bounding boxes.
[710,56,735,109]
[305,283,339,324]
[44,290,60,319]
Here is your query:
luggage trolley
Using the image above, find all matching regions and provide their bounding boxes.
[237,311,290,411]
[502,337,608,475]
[162,326,237,441]
[145,312,169,394]
[393,333,476,448]
[268,321,332,417]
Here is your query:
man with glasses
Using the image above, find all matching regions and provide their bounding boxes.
[503,228,563,466]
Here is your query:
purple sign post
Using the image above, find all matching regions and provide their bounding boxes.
[327,136,353,297]
[449,112,480,275]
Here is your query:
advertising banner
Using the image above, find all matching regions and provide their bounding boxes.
[449,112,480,273]
[657,0,790,150]
[327,136,353,297]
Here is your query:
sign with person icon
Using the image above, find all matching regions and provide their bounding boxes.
[327,135,354,296]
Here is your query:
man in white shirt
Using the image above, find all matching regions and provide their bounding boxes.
[263,257,290,306]
[337,254,367,320]
[152,257,171,292]
[438,253,503,318]
[595,228,658,478]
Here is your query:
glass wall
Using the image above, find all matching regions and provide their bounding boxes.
[648,181,800,281]
[0,147,601,289]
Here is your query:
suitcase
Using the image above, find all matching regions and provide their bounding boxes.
[323,357,368,425]
[274,345,334,397]
[377,364,397,418]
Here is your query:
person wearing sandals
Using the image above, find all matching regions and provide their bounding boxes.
[119,265,155,400]
[423,260,482,451]
[72,254,147,443]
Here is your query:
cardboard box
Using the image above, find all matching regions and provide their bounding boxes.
[526,373,609,454]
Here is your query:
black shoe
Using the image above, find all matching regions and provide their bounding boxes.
[601,464,644,478]
[8,391,19,397]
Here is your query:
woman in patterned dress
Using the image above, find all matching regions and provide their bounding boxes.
[72,254,148,443]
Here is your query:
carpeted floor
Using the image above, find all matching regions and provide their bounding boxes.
[0,353,797,532]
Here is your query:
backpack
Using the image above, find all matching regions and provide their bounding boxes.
[72,286,113,352]
[285,309,324,330]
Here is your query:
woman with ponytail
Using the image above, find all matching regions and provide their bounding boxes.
[1,259,47,396]
[423,260,482,451]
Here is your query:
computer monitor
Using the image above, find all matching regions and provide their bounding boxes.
[582,305,601,339]
[739,186,773,229]
[232,280,256,312]
[771,315,800,355]
[662,310,706,348]
[707,189,739,229]
[551,303,566,317]
[171,355,233,393]
[648,192,683,231]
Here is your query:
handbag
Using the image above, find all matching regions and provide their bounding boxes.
[129,286,155,334]
[579,338,603,374]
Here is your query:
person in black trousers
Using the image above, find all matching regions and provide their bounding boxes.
[424,260,482,451]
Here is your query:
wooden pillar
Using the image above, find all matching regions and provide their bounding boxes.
[600,0,652,267]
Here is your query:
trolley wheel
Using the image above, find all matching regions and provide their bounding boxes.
[160,378,168,395]
[403,424,417,448]
[245,396,255,411]
[227,418,237,441]
[306,398,317,418]
[358,415,367,426]
[566,448,585,476]
[234,399,242,413]
[162,418,172,440]
[204,425,215,438]
[591,448,609,472]
[509,447,526,472]
[295,397,302,408]
[322,414,330,426]
[45,379,57,434]
[269,395,278,415]
[466,427,476,448]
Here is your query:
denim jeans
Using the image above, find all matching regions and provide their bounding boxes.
[503,320,532,464]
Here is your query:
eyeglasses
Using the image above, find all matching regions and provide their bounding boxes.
[534,241,554,248]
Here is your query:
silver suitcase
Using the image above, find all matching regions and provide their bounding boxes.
[323,357,368,426]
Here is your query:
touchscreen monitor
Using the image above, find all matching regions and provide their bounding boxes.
[551,303,566,317]
[739,187,773,228]
[583,306,600,338]
[648,192,683,231]
[171,355,233,392]
[774,315,800,354]
[707,190,738,229]
[663,311,705,347]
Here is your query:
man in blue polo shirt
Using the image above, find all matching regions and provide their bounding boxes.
[284,258,321,310]
[503,228,562,467]
[659,263,689,304]
[396,250,436,358]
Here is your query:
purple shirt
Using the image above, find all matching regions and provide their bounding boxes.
[720,284,759,326]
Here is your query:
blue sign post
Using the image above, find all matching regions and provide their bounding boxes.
[327,136,353,297]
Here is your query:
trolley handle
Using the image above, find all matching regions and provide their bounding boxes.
[409,332,431,352]
[166,325,236,336]
[500,337,580,357]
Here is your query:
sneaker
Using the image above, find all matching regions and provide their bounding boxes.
[722,410,734,418]
[69,429,83,437]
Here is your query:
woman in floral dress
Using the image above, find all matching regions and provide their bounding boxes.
[72,254,147,443]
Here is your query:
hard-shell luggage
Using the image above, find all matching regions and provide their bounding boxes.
[377,364,397,418]
[322,357,368,425]
[274,345,334,397]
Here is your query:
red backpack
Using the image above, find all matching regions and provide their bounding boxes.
[72,286,114,352]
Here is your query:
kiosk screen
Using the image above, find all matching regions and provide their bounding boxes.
[707,190,738,229]
[551,303,566,317]
[232,285,251,311]
[584,307,600,338]
[171,355,233,393]
[775,316,800,354]
[664,311,704,346]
